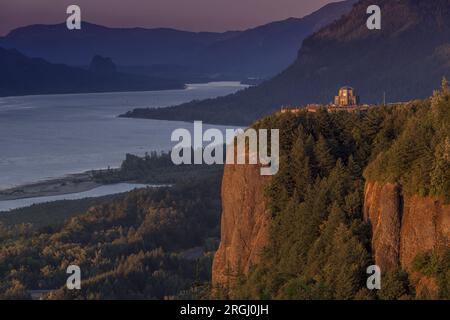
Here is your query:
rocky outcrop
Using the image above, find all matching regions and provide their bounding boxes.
[400,194,450,268]
[364,181,450,292]
[212,162,272,289]
[88,55,117,76]
[363,182,402,272]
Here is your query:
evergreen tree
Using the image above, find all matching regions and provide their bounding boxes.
[290,136,312,200]
[378,270,413,300]
[314,135,335,177]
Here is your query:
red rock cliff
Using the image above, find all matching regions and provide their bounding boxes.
[212,162,272,289]
[363,182,402,272]
[364,181,450,287]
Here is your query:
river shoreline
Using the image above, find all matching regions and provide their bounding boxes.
[0,171,108,201]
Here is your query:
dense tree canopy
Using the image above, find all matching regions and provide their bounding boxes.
[0,176,222,300]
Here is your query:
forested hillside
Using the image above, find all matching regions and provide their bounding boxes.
[364,81,450,201]
[0,176,222,299]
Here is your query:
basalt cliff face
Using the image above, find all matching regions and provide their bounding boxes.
[364,181,450,271]
[212,162,272,288]
[364,181,450,293]
[363,182,402,272]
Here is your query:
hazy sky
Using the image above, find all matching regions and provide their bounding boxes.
[0,0,336,36]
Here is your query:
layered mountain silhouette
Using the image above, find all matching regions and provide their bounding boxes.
[0,48,183,97]
[0,0,356,79]
[123,0,450,125]
[190,0,358,77]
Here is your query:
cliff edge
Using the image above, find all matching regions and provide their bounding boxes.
[212,162,272,289]
[364,181,450,294]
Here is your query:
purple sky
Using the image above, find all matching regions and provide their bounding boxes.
[0,0,336,36]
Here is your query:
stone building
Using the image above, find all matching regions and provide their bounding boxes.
[334,86,359,106]
[280,86,369,114]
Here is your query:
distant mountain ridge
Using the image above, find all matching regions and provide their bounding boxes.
[0,48,183,97]
[191,0,359,77]
[124,0,450,125]
[0,22,235,67]
[0,0,357,79]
